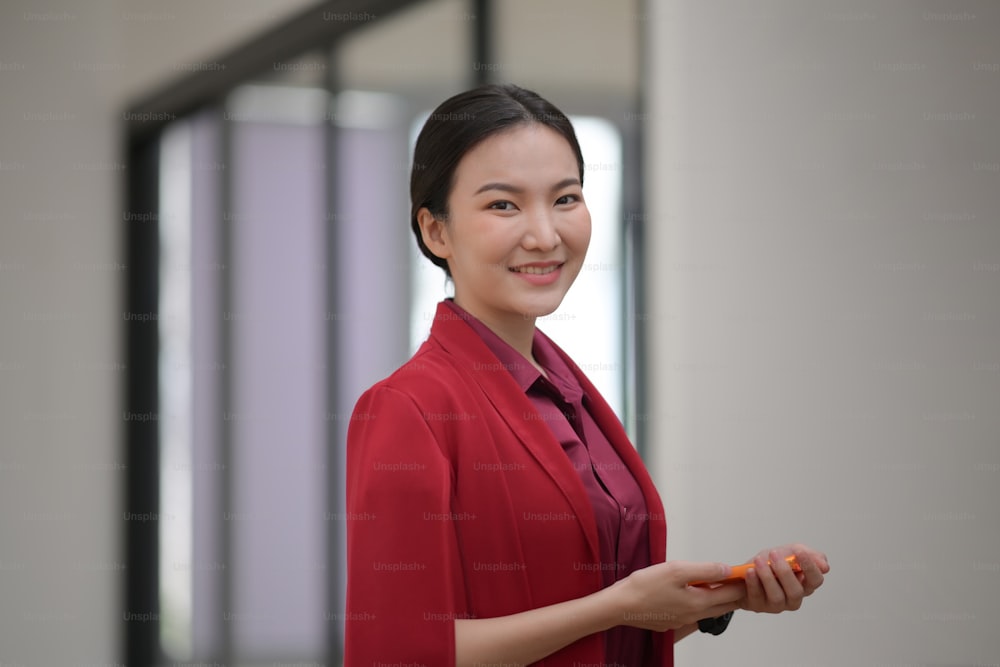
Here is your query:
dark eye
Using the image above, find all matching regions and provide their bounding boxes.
[489,200,516,211]
[555,194,580,205]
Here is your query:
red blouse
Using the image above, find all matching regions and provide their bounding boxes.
[445,300,652,663]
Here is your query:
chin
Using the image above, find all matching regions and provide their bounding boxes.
[516,296,565,321]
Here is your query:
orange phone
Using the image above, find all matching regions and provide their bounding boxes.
[690,554,801,587]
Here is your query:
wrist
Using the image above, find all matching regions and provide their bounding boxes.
[608,574,686,632]
[600,577,635,631]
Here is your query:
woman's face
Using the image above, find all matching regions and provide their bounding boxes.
[419,123,591,329]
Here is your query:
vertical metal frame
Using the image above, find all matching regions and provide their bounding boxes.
[322,51,344,664]
[122,132,162,667]
[473,0,493,85]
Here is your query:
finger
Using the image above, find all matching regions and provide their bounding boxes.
[810,549,830,574]
[770,550,804,610]
[699,581,745,606]
[754,554,786,606]
[678,561,732,586]
[793,548,827,594]
[790,544,830,574]
[744,565,767,610]
[771,550,804,590]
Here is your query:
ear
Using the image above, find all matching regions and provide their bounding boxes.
[417,207,452,262]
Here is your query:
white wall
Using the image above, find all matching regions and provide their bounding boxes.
[646,1,1000,665]
[0,2,316,664]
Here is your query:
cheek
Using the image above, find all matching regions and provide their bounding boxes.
[452,220,510,271]
[571,211,592,250]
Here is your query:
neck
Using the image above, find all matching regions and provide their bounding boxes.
[452,298,537,363]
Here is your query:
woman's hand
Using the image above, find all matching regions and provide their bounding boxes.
[740,543,829,614]
[611,561,747,632]
[453,560,745,665]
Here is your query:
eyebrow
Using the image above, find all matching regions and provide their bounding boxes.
[473,177,581,196]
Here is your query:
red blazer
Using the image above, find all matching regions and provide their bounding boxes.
[346,301,672,666]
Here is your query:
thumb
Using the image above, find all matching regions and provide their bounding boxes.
[674,560,732,586]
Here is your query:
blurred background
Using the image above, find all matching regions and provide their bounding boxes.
[0,0,997,665]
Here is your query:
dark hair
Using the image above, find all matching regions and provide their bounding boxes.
[410,83,585,277]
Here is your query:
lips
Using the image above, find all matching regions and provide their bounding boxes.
[508,261,564,286]
[508,261,563,275]
[510,265,559,275]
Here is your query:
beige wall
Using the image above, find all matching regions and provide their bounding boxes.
[646,1,1000,664]
[0,2,316,664]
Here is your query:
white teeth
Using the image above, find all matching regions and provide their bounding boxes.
[512,265,558,275]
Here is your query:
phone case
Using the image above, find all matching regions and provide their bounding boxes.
[690,554,801,586]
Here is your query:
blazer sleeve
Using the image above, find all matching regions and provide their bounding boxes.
[345,384,467,666]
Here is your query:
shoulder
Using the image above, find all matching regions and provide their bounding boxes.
[355,339,475,413]
[348,340,491,467]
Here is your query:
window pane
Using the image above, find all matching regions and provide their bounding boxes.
[227,84,329,658]
[158,119,194,661]
[157,108,228,662]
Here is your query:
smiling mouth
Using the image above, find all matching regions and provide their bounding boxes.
[509,264,562,275]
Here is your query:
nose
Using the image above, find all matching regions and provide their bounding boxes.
[522,208,561,252]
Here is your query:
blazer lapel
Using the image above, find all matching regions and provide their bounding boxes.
[541,330,669,565]
[428,302,601,563]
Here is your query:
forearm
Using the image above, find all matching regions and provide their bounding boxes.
[454,583,625,667]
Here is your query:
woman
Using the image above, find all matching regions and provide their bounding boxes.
[345,83,829,666]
